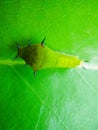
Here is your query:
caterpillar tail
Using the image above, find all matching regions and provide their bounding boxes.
[77,60,91,70]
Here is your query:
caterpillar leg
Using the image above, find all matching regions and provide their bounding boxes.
[41,37,46,46]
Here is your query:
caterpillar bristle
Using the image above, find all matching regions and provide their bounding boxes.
[41,37,46,46]
[34,71,36,76]
[16,43,20,50]
[84,60,89,63]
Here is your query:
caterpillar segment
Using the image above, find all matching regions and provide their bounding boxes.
[16,39,83,75]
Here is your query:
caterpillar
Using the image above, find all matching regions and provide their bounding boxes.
[16,38,84,75]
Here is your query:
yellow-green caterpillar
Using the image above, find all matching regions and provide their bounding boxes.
[16,38,84,75]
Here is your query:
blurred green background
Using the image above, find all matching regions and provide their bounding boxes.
[0,0,98,130]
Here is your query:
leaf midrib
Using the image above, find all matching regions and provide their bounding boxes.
[0,60,25,65]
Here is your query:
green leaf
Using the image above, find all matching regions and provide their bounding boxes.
[0,0,98,130]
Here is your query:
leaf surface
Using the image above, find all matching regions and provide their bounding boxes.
[0,0,98,130]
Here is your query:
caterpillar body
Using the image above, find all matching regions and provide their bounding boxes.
[16,38,83,74]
